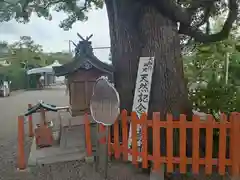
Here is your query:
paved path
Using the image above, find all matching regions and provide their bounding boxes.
[0,87,150,180]
[0,86,67,180]
[0,86,68,138]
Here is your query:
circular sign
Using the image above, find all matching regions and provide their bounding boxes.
[90,76,120,126]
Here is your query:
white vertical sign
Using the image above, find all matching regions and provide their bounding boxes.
[128,56,155,161]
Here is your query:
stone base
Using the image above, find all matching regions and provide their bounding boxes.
[69,108,89,117]
[28,137,86,166]
[28,113,98,167]
[84,156,95,163]
[60,125,85,149]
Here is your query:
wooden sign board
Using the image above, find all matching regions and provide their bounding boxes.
[128,56,155,161]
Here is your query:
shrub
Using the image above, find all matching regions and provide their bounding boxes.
[0,65,27,90]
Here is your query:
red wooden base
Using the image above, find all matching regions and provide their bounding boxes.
[35,125,53,148]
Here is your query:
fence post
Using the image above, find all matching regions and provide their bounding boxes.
[99,124,106,144]
[152,112,164,180]
[84,114,92,156]
[192,115,200,174]
[17,115,26,170]
[113,121,120,159]
[230,113,240,180]
[28,104,34,137]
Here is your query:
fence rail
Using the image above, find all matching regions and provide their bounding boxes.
[84,110,240,176]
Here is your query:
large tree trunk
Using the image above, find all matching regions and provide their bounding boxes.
[105,0,194,163]
[105,0,191,116]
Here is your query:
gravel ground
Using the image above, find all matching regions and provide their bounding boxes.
[0,133,150,180]
[0,88,233,180]
[0,87,150,180]
[0,133,230,180]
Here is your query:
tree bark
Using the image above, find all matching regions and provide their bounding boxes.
[105,0,191,117]
[105,0,193,161]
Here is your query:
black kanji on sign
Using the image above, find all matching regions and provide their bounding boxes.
[135,103,147,114]
[138,82,148,93]
[138,92,148,103]
[142,57,154,72]
[140,74,149,83]
[147,57,154,65]
[142,66,148,73]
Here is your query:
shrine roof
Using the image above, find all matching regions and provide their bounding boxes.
[53,54,113,76]
[53,33,113,77]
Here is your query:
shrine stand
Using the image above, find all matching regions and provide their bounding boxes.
[27,34,114,166]
[54,34,113,117]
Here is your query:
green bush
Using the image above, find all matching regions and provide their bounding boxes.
[189,77,240,116]
[0,65,27,90]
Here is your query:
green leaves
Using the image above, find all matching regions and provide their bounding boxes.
[184,21,240,117]
[91,0,104,9]
[59,13,87,30]
[0,36,72,90]
[57,0,104,30]
[0,36,69,67]
[0,0,104,30]
[189,78,240,115]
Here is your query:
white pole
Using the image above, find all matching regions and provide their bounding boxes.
[225,52,229,85]
[68,40,71,54]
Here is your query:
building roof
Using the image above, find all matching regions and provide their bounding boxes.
[53,34,113,76]
[27,60,62,75]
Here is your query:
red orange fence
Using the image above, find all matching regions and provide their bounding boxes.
[17,115,26,170]
[84,110,240,177]
[17,104,36,170]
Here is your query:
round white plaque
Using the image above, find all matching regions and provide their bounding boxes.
[90,76,120,126]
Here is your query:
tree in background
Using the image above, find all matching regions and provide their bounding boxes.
[183,16,240,116]
[0,36,72,89]
[45,52,72,65]
[0,0,238,118]
[8,36,44,67]
[1,36,72,67]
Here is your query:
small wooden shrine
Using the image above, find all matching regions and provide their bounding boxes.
[53,34,113,117]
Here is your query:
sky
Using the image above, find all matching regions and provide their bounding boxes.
[0,6,110,63]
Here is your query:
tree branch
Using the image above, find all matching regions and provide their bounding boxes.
[151,0,216,26]
[0,0,18,5]
[44,0,63,9]
[188,0,216,14]
[0,0,8,4]
[151,0,237,43]
[179,0,238,43]
[151,0,191,25]
[193,7,212,29]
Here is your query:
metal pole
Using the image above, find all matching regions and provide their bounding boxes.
[95,124,100,172]
[68,40,71,54]
[93,47,110,49]
[104,126,109,179]
[225,52,229,85]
